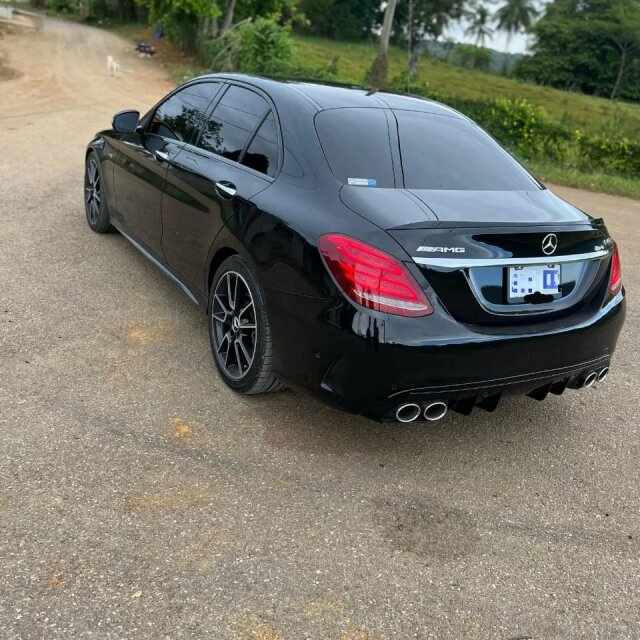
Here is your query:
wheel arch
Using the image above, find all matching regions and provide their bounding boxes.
[207,246,239,297]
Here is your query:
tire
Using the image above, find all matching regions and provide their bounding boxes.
[84,151,114,233]
[208,255,286,394]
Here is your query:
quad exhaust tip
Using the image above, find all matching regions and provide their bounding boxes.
[597,367,609,383]
[424,401,448,422]
[584,371,598,388]
[396,403,422,423]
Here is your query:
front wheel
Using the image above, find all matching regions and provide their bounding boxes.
[208,255,285,394]
[84,151,113,233]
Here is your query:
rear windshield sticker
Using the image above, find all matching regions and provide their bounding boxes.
[348,178,377,187]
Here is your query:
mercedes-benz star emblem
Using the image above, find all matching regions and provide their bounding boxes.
[542,233,558,256]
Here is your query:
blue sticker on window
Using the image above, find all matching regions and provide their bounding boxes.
[348,178,377,187]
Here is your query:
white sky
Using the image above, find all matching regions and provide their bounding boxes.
[446,22,532,54]
[442,1,550,54]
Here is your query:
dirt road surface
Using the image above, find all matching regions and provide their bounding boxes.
[1,17,639,640]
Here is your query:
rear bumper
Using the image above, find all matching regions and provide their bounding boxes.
[267,287,626,421]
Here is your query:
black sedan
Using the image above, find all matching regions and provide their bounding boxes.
[84,74,625,422]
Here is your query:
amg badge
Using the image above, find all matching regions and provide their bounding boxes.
[417,246,466,253]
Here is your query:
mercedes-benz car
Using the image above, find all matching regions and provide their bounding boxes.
[84,74,625,423]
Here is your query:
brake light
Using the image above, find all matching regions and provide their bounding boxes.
[318,234,433,317]
[609,243,622,295]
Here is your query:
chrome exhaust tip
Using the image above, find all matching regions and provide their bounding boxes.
[584,371,598,388]
[396,403,422,423]
[597,367,609,383]
[424,401,448,422]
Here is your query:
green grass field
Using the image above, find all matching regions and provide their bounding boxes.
[294,36,640,139]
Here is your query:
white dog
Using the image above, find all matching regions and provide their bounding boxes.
[106,55,120,77]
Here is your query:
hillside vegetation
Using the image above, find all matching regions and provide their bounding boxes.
[294,35,640,138]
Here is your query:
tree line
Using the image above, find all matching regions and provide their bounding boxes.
[43,0,640,103]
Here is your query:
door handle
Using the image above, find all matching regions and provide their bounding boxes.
[154,149,169,162]
[215,181,237,199]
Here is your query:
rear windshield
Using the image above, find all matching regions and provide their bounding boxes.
[395,110,539,190]
[315,108,539,191]
[315,108,395,188]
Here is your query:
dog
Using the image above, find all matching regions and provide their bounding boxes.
[106,55,120,77]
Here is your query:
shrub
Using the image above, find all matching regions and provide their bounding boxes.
[388,71,438,97]
[234,16,295,76]
[576,134,640,178]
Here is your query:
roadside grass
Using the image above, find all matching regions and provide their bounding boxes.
[522,158,640,200]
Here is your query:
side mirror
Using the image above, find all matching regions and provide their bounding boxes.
[112,110,140,134]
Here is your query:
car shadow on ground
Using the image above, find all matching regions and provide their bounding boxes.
[244,385,563,460]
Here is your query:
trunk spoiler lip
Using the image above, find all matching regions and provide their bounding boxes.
[413,249,610,269]
[388,218,604,231]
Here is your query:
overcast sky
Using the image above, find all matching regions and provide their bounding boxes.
[446,23,531,53]
[442,0,550,54]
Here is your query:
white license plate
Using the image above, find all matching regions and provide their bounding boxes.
[508,264,561,303]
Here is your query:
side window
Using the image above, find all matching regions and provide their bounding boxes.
[198,86,269,162]
[315,108,395,188]
[149,82,219,143]
[242,112,279,177]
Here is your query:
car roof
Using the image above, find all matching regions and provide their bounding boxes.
[195,73,464,118]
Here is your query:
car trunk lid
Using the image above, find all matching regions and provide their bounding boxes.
[382,192,612,326]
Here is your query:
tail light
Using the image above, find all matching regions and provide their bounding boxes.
[609,243,622,295]
[318,234,433,317]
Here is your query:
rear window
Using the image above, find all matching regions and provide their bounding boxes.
[315,107,539,191]
[315,108,395,188]
[199,86,270,162]
[395,110,539,191]
[242,112,278,177]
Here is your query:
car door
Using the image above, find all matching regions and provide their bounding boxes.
[161,84,280,298]
[113,82,221,258]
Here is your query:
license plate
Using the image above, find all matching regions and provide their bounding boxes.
[508,264,561,303]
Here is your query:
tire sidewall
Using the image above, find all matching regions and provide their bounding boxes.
[208,255,270,392]
[84,152,111,232]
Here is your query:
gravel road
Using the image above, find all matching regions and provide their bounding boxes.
[1,17,639,640]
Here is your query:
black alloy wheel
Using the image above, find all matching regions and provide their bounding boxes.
[84,152,113,233]
[208,255,285,394]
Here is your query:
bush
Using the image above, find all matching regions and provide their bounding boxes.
[45,0,78,14]
[388,71,436,97]
[576,134,640,178]
[234,16,295,75]
[380,82,639,177]
[447,97,573,161]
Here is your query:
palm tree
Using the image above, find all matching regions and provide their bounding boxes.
[465,5,494,49]
[495,0,538,54]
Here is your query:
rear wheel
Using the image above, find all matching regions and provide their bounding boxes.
[208,255,285,394]
[84,152,113,233]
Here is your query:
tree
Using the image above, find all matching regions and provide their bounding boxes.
[370,0,398,89]
[222,0,236,32]
[393,0,466,49]
[517,0,640,101]
[495,0,538,54]
[607,1,640,99]
[298,0,378,40]
[464,4,493,48]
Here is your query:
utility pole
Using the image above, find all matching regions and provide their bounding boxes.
[370,0,398,90]
[407,0,414,91]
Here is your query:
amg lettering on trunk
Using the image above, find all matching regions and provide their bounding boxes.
[416,246,466,253]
